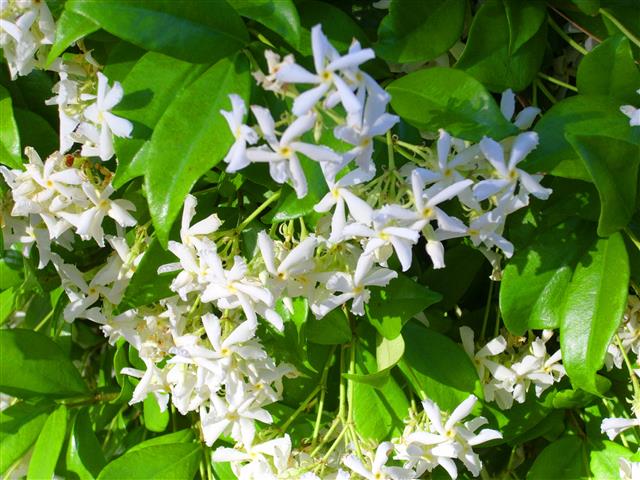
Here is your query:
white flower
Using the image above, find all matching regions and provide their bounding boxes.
[246,107,341,198]
[221,94,258,172]
[601,416,640,441]
[459,327,514,385]
[81,72,133,160]
[276,24,374,116]
[500,89,540,130]
[252,50,295,93]
[619,457,640,480]
[343,442,415,480]
[474,132,551,202]
[121,357,170,410]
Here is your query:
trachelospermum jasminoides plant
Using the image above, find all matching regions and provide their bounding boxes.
[1,1,639,479]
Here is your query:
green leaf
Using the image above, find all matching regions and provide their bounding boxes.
[456,0,547,92]
[232,0,301,48]
[14,108,58,159]
[568,134,640,236]
[67,0,248,64]
[387,67,518,141]
[0,288,16,324]
[0,257,22,291]
[560,233,630,393]
[0,400,52,475]
[113,52,207,188]
[399,322,481,410]
[306,309,352,345]
[525,95,639,179]
[145,54,250,245]
[0,329,88,398]
[343,335,405,389]
[129,429,194,453]
[352,344,409,441]
[143,394,169,433]
[571,0,600,15]
[590,440,633,479]
[66,409,107,480]
[500,219,595,335]
[98,443,202,480]
[375,0,465,63]
[366,273,441,339]
[27,405,68,480]
[577,35,640,104]
[46,9,99,66]
[296,0,369,54]
[0,84,21,169]
[527,436,588,479]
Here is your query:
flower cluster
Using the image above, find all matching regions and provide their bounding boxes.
[0,0,55,79]
[460,327,565,410]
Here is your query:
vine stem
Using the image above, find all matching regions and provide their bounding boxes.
[236,190,281,231]
[616,334,640,398]
[312,346,336,444]
[537,72,578,92]
[599,8,640,49]
[548,16,589,55]
[480,280,494,342]
[279,385,321,433]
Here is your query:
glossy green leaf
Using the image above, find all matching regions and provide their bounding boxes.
[98,443,202,480]
[306,308,352,345]
[0,257,22,290]
[112,52,206,188]
[399,322,481,410]
[527,436,587,479]
[0,329,88,398]
[0,400,52,475]
[526,95,639,179]
[571,0,600,15]
[343,334,405,389]
[352,344,409,441]
[375,0,465,63]
[232,0,301,48]
[568,134,640,236]
[143,394,169,433]
[129,429,194,453]
[560,233,630,394]
[577,35,640,104]
[500,219,595,335]
[456,0,547,92]
[366,273,442,339]
[66,409,107,480]
[67,0,248,64]
[27,405,68,480]
[46,9,99,66]
[0,288,16,324]
[387,67,518,141]
[145,54,250,245]
[0,84,21,169]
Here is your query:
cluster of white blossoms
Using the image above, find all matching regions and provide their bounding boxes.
[606,295,640,371]
[0,0,55,79]
[460,327,565,410]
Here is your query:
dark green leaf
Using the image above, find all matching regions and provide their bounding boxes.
[577,35,640,104]
[145,54,250,245]
[568,134,640,236]
[46,9,99,65]
[500,219,595,335]
[14,108,58,159]
[232,0,301,48]
[0,329,88,398]
[27,405,68,480]
[306,308,352,345]
[376,0,465,63]
[399,321,482,410]
[0,84,21,169]
[456,0,547,92]
[387,67,518,141]
[366,273,441,339]
[560,233,629,393]
[67,0,248,64]
[0,400,52,475]
[98,443,202,480]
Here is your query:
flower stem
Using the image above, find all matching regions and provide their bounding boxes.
[386,130,395,170]
[537,72,578,92]
[616,333,640,397]
[279,385,321,433]
[236,190,281,232]
[548,16,589,55]
[312,346,336,444]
